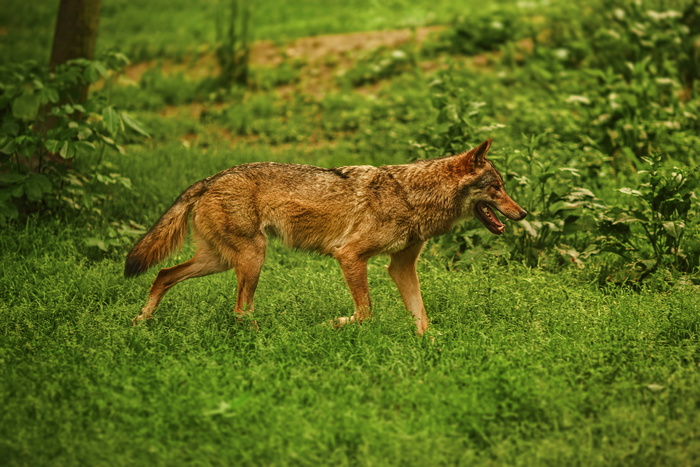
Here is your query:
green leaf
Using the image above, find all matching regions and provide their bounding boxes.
[85,237,109,251]
[569,187,596,199]
[76,123,94,139]
[44,139,62,154]
[24,174,53,201]
[59,141,77,159]
[84,61,108,83]
[102,107,122,136]
[1,119,20,136]
[662,221,684,238]
[74,140,96,156]
[618,187,643,197]
[565,95,591,105]
[0,199,19,219]
[40,86,60,104]
[0,173,28,185]
[519,219,539,237]
[549,200,575,214]
[11,184,24,197]
[121,112,150,138]
[12,91,41,121]
[29,173,52,192]
[24,184,44,201]
[538,172,557,184]
[612,212,645,224]
[0,139,17,155]
[118,176,133,190]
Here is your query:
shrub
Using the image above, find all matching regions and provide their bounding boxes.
[540,0,700,162]
[340,47,417,87]
[427,6,531,56]
[595,156,700,282]
[0,52,148,225]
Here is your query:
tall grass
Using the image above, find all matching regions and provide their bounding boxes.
[2,221,699,464]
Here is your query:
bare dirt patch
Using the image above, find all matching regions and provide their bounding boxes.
[122,25,447,129]
[253,26,443,66]
[123,26,533,148]
[122,26,444,87]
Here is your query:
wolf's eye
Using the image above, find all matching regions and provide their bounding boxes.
[491,184,501,192]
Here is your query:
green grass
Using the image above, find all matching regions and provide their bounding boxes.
[0,0,491,63]
[1,141,699,463]
[2,221,699,465]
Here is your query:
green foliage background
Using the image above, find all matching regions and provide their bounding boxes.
[1,0,699,464]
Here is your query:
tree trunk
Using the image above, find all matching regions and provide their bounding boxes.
[36,0,101,169]
[49,0,102,104]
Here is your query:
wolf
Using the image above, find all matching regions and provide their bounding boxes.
[125,139,526,335]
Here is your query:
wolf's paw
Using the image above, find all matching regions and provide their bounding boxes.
[240,318,260,331]
[330,316,354,329]
[233,312,260,331]
[131,313,152,326]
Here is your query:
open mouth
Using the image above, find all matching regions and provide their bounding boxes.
[474,201,506,235]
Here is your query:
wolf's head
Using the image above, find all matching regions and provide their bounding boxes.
[455,139,527,235]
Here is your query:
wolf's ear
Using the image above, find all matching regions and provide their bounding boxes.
[470,138,492,167]
[454,138,492,175]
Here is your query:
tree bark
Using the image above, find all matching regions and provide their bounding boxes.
[35,0,101,170]
[49,0,102,104]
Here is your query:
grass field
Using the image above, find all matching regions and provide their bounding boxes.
[1,0,700,464]
[3,221,700,465]
[0,0,488,63]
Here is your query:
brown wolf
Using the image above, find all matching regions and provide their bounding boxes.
[125,139,526,335]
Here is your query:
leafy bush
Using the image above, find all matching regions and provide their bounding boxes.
[340,46,417,87]
[410,69,505,159]
[539,0,700,161]
[0,52,149,226]
[560,57,700,164]
[546,0,699,78]
[595,156,700,282]
[414,10,700,284]
[425,5,532,56]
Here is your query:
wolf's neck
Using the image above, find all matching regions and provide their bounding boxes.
[388,160,466,238]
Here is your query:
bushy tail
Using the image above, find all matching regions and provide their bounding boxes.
[124,179,209,278]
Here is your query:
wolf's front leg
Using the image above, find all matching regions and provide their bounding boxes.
[388,242,429,335]
[332,252,372,328]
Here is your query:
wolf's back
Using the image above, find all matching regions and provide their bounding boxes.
[124,179,210,277]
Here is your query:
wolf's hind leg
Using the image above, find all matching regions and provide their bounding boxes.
[132,241,230,325]
[388,241,429,335]
[333,251,372,328]
[231,234,267,326]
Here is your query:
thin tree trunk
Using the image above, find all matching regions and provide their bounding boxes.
[49,0,102,104]
[37,0,101,169]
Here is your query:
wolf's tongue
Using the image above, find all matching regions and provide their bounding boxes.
[475,202,505,235]
[483,205,505,230]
